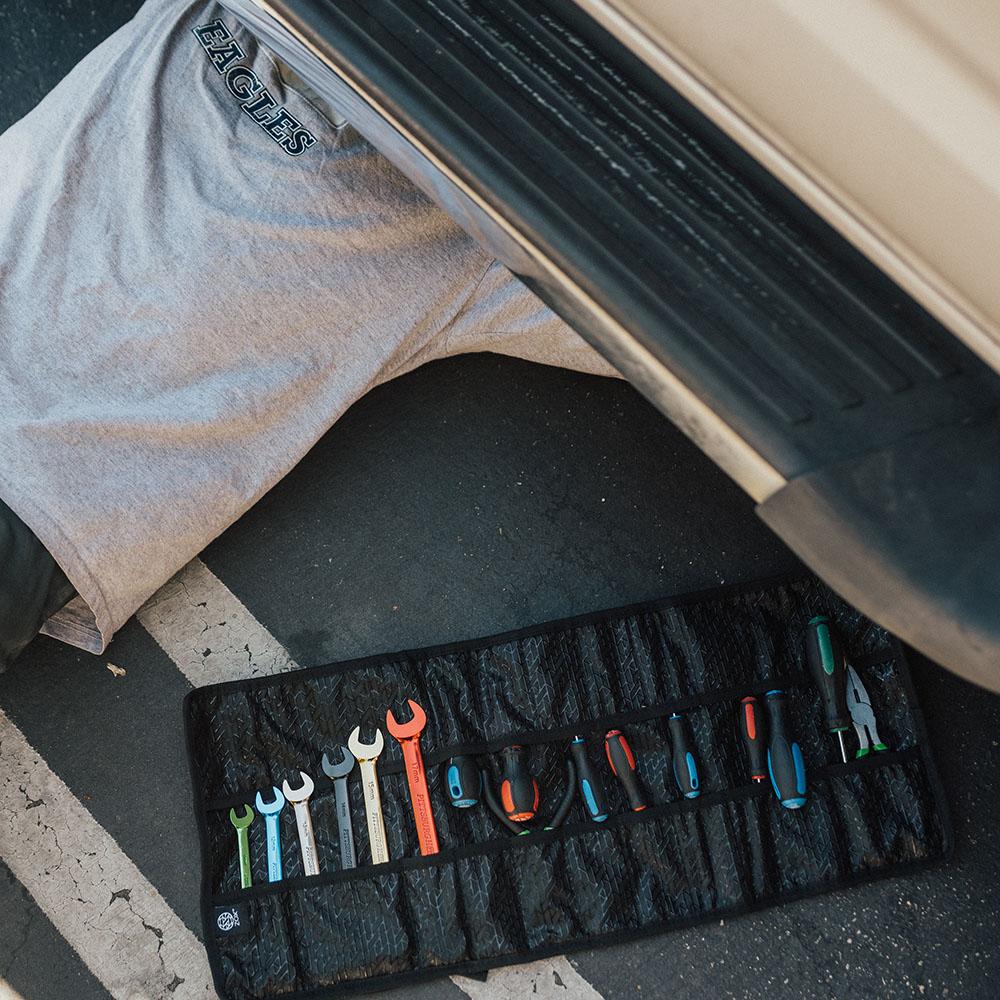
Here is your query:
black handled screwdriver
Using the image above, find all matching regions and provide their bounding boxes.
[570,736,609,821]
[805,615,851,763]
[764,689,807,809]
[667,712,700,799]
[499,745,539,822]
[604,729,647,811]
[738,696,767,783]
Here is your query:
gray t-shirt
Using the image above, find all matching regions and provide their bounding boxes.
[0,0,615,653]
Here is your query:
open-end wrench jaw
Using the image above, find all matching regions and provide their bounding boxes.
[347,725,384,761]
[229,803,254,828]
[321,746,356,779]
[255,785,286,814]
[385,699,427,740]
[281,770,315,803]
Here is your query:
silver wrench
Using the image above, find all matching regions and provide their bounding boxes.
[321,746,357,869]
[281,771,320,876]
[347,726,389,864]
[254,785,286,882]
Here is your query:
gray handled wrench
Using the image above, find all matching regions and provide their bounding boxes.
[347,726,389,864]
[228,804,254,888]
[321,746,357,869]
[254,786,286,882]
[282,771,320,876]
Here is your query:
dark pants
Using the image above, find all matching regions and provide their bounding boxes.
[0,500,74,669]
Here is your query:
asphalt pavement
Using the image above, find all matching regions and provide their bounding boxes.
[1,4,998,998]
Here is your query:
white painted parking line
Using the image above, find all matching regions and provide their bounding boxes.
[138,558,295,687]
[453,957,604,999]
[0,981,27,1000]
[142,558,607,1000]
[0,710,214,1000]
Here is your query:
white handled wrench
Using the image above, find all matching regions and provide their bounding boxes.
[282,771,320,876]
[347,726,389,864]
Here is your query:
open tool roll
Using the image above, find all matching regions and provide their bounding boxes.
[184,575,951,999]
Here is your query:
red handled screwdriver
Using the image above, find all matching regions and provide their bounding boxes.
[499,745,539,822]
[604,729,647,811]
[738,696,767,783]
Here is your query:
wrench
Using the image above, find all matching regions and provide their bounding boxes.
[347,726,390,864]
[321,746,357,870]
[386,699,440,856]
[254,785,286,882]
[281,771,320,876]
[228,804,254,888]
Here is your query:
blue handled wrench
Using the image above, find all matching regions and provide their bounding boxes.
[254,786,286,882]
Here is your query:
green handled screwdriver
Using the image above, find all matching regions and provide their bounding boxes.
[805,615,851,763]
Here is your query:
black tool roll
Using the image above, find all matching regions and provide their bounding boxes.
[184,575,951,999]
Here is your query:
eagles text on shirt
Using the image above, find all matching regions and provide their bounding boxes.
[193,18,318,156]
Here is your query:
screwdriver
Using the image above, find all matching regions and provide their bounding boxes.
[444,755,481,809]
[764,689,807,809]
[604,729,647,811]
[570,736,609,821]
[482,768,528,835]
[737,696,767,783]
[805,615,851,763]
[499,745,539,822]
[667,712,700,799]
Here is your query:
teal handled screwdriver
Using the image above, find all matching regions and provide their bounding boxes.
[667,712,700,799]
[805,615,851,763]
[764,689,807,809]
[570,736,609,821]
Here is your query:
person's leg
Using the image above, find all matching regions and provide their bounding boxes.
[0,501,75,670]
[379,257,621,384]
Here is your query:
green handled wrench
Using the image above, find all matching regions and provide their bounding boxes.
[229,804,255,888]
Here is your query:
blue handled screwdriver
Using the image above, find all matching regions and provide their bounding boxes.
[667,712,700,799]
[570,736,609,821]
[764,689,807,809]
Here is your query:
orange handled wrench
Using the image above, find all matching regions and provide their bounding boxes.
[385,699,440,855]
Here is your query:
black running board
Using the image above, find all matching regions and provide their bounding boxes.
[229,0,1000,689]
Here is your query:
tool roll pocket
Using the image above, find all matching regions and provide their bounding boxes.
[184,576,951,1000]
